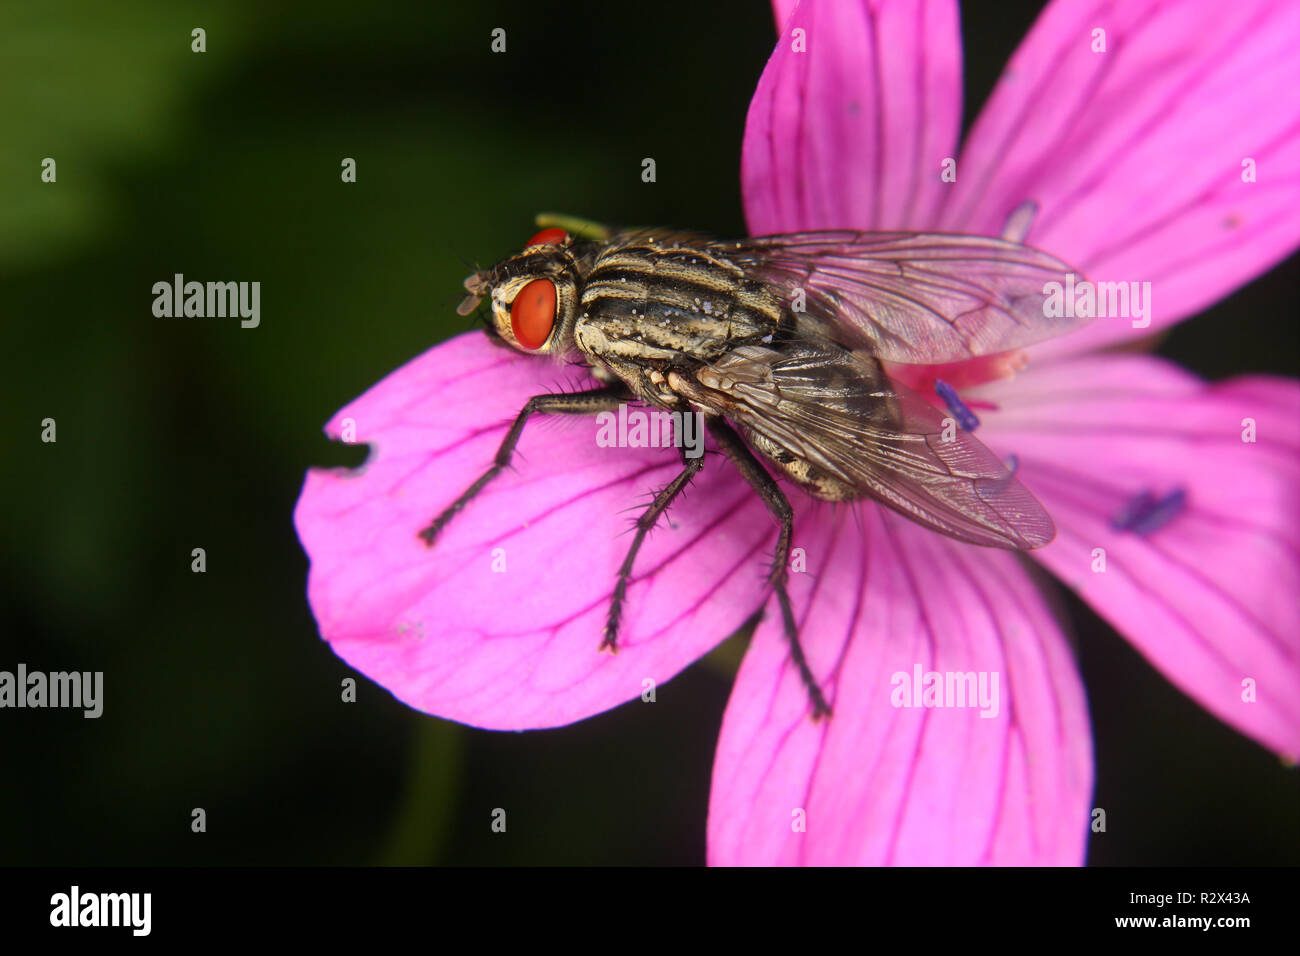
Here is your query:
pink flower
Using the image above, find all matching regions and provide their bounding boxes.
[294,0,1300,864]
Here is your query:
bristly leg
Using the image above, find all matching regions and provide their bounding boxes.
[603,447,705,652]
[706,419,832,719]
[418,385,629,547]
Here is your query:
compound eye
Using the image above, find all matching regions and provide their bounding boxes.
[510,278,556,350]
[524,227,568,248]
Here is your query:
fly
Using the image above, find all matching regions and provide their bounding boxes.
[422,213,1089,719]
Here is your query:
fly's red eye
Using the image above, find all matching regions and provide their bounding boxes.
[524,227,568,248]
[510,278,556,350]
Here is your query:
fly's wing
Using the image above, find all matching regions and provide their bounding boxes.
[721,232,1087,364]
[674,342,1053,549]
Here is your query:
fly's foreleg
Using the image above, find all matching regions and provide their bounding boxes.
[706,419,831,719]
[603,447,704,652]
[418,385,629,547]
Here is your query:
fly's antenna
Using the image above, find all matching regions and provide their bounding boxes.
[456,270,492,317]
[430,237,490,319]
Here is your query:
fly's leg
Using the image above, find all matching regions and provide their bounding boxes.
[707,419,831,719]
[603,447,704,652]
[418,385,629,547]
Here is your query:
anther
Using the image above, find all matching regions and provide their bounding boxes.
[1111,488,1187,535]
[935,379,980,431]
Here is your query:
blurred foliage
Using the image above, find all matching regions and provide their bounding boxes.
[1,0,1296,866]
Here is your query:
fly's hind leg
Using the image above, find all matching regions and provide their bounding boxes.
[707,419,832,719]
[418,385,629,547]
[604,446,704,652]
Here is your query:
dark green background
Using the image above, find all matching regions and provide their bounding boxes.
[3,0,1296,866]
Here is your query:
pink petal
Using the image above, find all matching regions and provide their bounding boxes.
[940,0,1300,355]
[743,0,962,235]
[293,332,777,730]
[708,508,1093,865]
[976,354,1300,758]
[770,0,797,31]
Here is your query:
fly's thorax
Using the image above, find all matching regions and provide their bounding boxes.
[573,238,788,366]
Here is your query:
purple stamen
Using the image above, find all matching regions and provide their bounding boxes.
[1111,487,1187,535]
[935,379,980,431]
[1110,491,1156,530]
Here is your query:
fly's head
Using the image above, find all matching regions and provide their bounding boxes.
[457,227,584,356]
